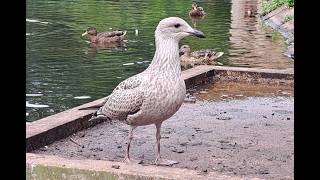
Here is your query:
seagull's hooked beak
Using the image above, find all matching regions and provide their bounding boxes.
[188,29,205,38]
[82,31,88,37]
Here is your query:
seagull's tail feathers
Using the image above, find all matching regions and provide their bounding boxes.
[78,96,109,110]
[78,104,103,110]
[88,107,111,122]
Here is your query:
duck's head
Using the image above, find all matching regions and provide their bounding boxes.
[155,17,205,41]
[179,45,191,56]
[191,3,198,10]
[198,7,204,12]
[82,27,97,37]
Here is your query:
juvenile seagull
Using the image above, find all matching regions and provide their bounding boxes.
[84,17,205,166]
[82,27,126,43]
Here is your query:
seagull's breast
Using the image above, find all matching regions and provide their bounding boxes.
[129,73,186,126]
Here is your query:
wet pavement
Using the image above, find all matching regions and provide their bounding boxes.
[191,81,293,101]
[34,82,293,180]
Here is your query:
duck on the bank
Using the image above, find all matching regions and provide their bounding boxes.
[244,4,257,18]
[179,45,224,68]
[189,3,205,17]
[245,9,256,17]
[82,27,126,43]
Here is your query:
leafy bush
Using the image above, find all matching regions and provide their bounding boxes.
[261,0,294,14]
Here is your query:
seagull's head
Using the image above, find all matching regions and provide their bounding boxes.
[179,45,191,56]
[82,27,97,37]
[155,17,205,41]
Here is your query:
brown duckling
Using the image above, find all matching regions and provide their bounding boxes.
[179,45,224,68]
[82,27,126,43]
[189,3,205,17]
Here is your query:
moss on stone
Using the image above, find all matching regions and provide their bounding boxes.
[26,164,168,180]
[27,164,117,180]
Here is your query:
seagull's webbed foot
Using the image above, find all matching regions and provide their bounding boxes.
[123,157,143,164]
[154,158,178,166]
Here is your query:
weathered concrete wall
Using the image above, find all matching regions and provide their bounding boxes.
[212,66,293,86]
[261,6,294,43]
[27,165,119,180]
[26,153,248,180]
[259,5,294,59]
[26,98,107,152]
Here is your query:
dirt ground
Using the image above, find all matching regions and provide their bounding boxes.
[34,82,293,180]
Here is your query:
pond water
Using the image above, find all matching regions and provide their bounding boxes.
[26,0,293,122]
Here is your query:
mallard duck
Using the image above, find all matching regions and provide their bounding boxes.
[82,27,126,43]
[179,45,224,68]
[189,3,205,17]
[244,4,257,18]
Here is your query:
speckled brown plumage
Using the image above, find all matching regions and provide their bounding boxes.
[82,27,126,43]
[189,3,205,17]
[88,17,205,166]
[180,45,224,68]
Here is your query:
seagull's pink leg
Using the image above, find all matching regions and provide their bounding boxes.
[154,123,178,166]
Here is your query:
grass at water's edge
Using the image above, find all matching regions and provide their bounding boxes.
[260,0,294,15]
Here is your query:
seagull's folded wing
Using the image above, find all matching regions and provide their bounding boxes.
[101,76,144,121]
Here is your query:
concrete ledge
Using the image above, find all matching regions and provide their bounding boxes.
[259,5,294,58]
[26,98,106,152]
[211,66,293,85]
[26,153,248,180]
[263,18,294,43]
[211,66,293,76]
[182,65,216,88]
[26,65,293,152]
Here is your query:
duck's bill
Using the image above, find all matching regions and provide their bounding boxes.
[216,52,224,58]
[81,31,88,36]
[189,29,205,38]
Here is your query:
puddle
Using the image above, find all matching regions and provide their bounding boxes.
[190,81,293,102]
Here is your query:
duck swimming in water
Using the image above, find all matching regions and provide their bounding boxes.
[82,27,126,44]
[189,3,206,17]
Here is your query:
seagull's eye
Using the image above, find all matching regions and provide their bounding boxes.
[174,23,181,28]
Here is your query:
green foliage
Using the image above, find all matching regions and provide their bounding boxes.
[287,0,294,7]
[261,0,294,14]
[283,15,293,23]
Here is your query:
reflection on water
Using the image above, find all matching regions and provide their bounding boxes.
[26,0,293,121]
[190,16,205,28]
[228,0,293,69]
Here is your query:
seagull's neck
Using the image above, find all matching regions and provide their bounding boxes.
[147,36,181,76]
